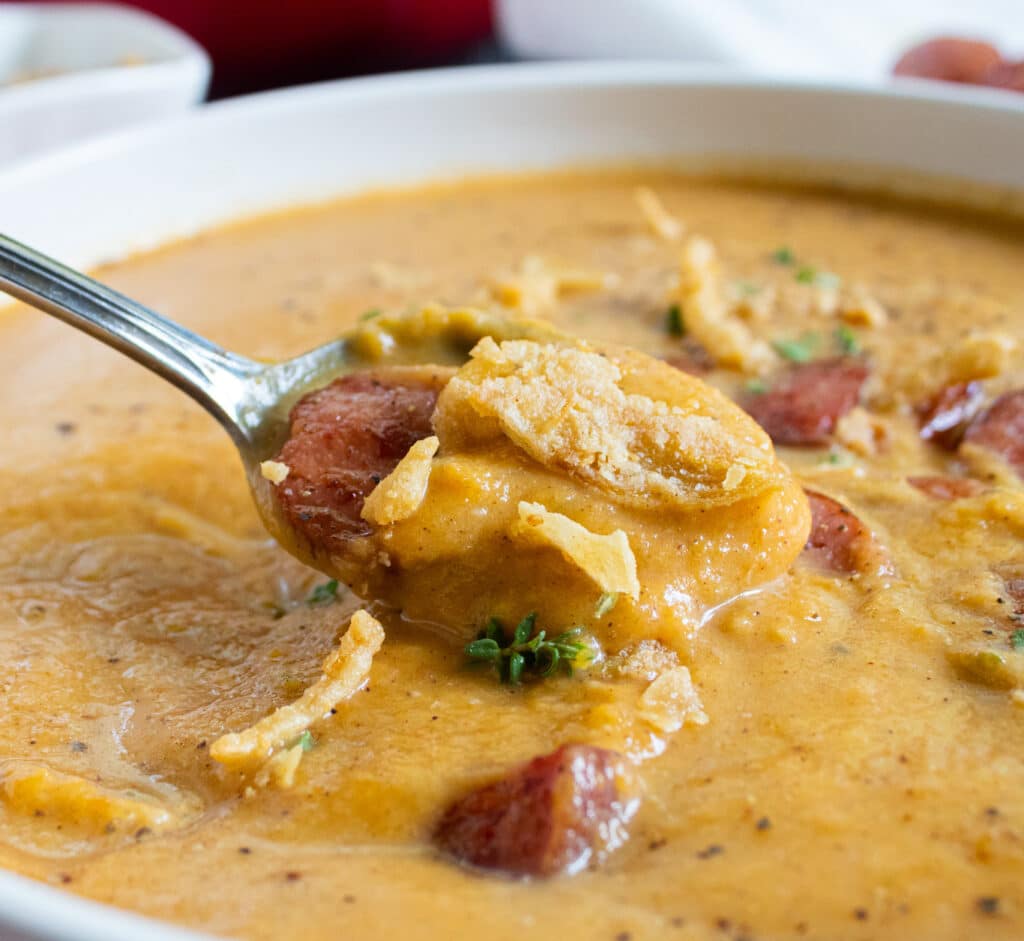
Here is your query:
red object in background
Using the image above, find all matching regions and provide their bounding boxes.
[16,0,495,97]
[894,37,1024,93]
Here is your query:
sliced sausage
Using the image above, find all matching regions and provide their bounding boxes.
[803,490,878,575]
[744,358,869,446]
[963,390,1024,478]
[893,38,1002,84]
[916,381,984,450]
[433,744,635,878]
[908,475,984,500]
[273,370,443,549]
[998,567,1024,617]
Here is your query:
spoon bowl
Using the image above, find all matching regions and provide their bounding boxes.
[0,232,357,556]
[0,233,559,577]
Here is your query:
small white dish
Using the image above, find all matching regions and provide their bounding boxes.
[0,2,209,168]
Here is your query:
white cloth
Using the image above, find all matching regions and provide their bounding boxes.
[498,0,1024,81]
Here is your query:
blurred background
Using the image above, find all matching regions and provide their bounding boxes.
[108,0,499,98]
[0,0,1021,166]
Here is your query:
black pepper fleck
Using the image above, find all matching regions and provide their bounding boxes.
[853,908,868,921]
[285,871,302,882]
[756,816,772,831]
[697,844,724,859]
[70,741,88,753]
[977,897,1000,916]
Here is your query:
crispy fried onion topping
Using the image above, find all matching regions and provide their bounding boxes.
[361,435,439,526]
[512,501,640,599]
[434,337,777,510]
[211,610,384,773]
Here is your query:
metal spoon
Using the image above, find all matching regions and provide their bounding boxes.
[0,234,554,567]
[0,233,348,454]
[0,232,352,548]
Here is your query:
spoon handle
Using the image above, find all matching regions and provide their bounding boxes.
[0,234,260,446]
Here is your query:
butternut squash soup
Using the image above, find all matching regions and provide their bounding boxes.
[1,170,1023,940]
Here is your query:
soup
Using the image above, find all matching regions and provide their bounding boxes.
[1,171,1023,940]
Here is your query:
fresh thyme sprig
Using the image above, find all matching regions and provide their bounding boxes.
[465,613,590,684]
[307,579,340,606]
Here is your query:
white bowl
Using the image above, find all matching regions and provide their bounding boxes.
[0,2,209,168]
[0,62,1022,939]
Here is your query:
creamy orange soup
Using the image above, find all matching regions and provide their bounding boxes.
[1,171,1023,940]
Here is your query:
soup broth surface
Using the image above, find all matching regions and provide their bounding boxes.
[1,171,1023,940]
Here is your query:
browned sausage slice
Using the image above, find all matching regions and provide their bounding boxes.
[433,744,635,878]
[893,38,1002,84]
[998,568,1024,617]
[803,490,878,575]
[916,381,984,450]
[273,371,442,549]
[963,390,1024,478]
[744,359,869,446]
[908,475,984,500]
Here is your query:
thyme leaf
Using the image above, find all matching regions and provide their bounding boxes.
[835,324,860,355]
[307,579,340,606]
[773,332,820,363]
[665,303,686,338]
[465,614,592,684]
[291,730,316,752]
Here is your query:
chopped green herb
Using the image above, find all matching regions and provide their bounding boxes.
[359,308,382,321]
[820,449,854,468]
[771,246,795,265]
[307,579,340,606]
[595,592,619,618]
[835,325,860,355]
[744,378,768,396]
[793,264,840,290]
[291,730,316,752]
[772,332,820,363]
[1012,629,1024,651]
[733,280,761,297]
[465,613,592,684]
[665,303,685,338]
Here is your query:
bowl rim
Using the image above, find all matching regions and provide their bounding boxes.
[0,59,1022,941]
[2,58,1024,193]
